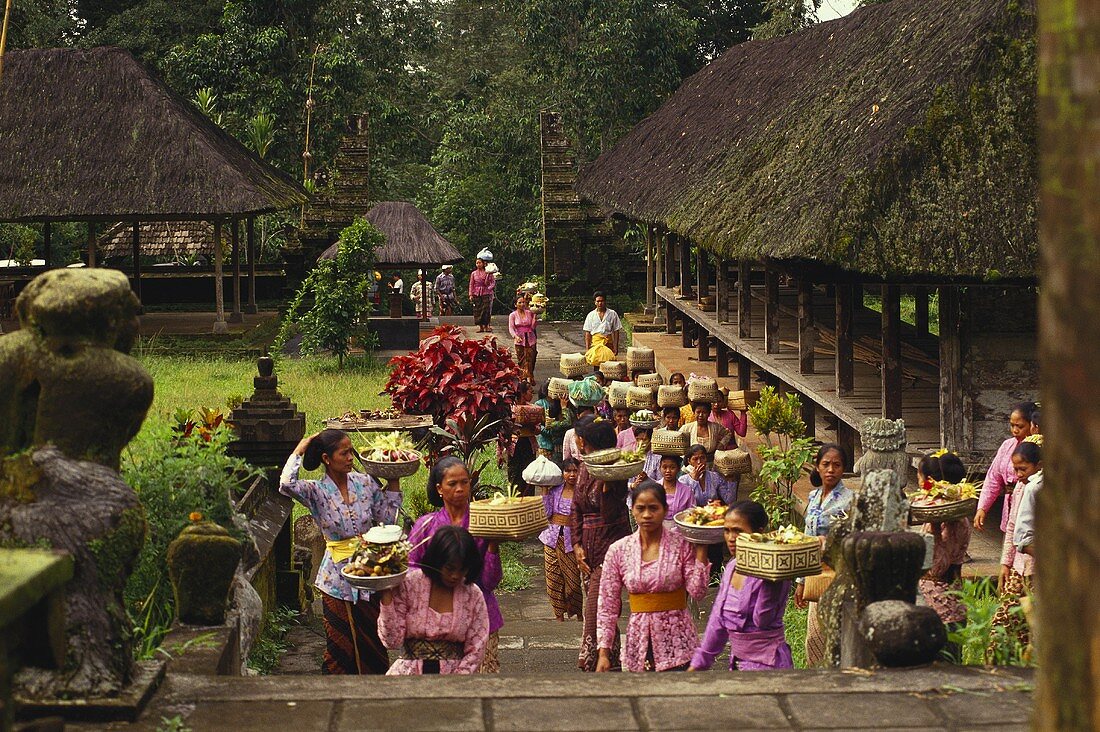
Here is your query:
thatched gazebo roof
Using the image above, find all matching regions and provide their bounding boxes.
[576,0,1037,279]
[320,201,462,268]
[0,47,308,223]
[96,221,226,258]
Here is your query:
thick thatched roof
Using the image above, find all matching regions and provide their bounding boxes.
[320,201,462,267]
[0,48,308,223]
[96,221,227,258]
[576,0,1038,279]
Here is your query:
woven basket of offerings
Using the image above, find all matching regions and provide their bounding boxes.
[608,381,631,409]
[469,492,548,541]
[635,372,662,388]
[358,432,422,479]
[687,377,720,404]
[651,429,688,456]
[600,361,628,380]
[726,389,760,411]
[657,385,688,408]
[735,526,822,581]
[512,404,545,427]
[714,448,753,478]
[548,377,572,400]
[907,481,979,525]
[626,347,655,371]
[674,506,726,544]
[626,386,657,410]
[560,353,588,378]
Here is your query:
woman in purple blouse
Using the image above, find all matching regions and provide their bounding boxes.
[408,456,503,672]
[690,501,793,671]
[540,458,583,621]
[280,429,404,674]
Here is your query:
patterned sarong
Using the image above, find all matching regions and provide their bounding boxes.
[479,631,500,673]
[321,593,389,675]
[986,570,1032,663]
[544,537,583,621]
[805,601,826,668]
[578,565,620,671]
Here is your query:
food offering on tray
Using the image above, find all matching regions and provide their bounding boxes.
[907,479,979,524]
[679,504,727,527]
[358,408,402,420]
[341,525,411,590]
[582,447,646,481]
[673,504,727,544]
[357,431,423,478]
[735,525,823,580]
[629,409,659,428]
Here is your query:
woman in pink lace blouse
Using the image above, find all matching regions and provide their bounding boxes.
[379,526,489,674]
[975,401,1037,532]
[595,481,710,672]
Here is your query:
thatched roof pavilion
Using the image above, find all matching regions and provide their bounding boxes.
[576,0,1037,279]
[0,48,306,223]
[0,47,309,331]
[96,221,225,259]
[567,0,1039,468]
[320,201,462,267]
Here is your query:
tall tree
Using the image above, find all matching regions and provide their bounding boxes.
[752,0,820,39]
[1035,0,1100,728]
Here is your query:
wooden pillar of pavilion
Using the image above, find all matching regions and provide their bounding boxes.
[798,277,814,374]
[645,225,656,314]
[737,354,752,391]
[131,222,141,300]
[716,259,731,324]
[764,263,780,354]
[881,284,902,418]
[86,222,96,268]
[938,286,967,452]
[212,219,228,334]
[738,260,752,339]
[697,248,710,301]
[679,237,694,299]
[835,282,854,396]
[914,287,930,336]
[245,216,258,314]
[664,229,676,289]
[229,218,243,324]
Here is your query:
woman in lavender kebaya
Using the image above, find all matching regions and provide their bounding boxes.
[408,457,503,672]
[690,501,793,671]
[540,459,583,621]
[280,429,403,674]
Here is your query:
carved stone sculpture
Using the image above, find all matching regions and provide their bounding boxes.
[853,417,909,490]
[0,270,153,697]
[817,468,921,667]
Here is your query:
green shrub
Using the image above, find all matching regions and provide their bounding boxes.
[122,423,260,659]
[947,577,1033,666]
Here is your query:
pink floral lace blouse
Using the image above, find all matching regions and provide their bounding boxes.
[378,569,489,675]
[596,530,709,671]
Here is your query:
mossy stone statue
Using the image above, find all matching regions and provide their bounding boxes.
[167,520,243,626]
[0,270,153,698]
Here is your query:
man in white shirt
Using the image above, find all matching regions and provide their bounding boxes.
[583,291,623,365]
[390,273,404,295]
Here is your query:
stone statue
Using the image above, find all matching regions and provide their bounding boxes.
[853,417,909,490]
[0,270,153,697]
[817,469,926,667]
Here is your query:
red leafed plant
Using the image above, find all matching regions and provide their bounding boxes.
[384,325,523,430]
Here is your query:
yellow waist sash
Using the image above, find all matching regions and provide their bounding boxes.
[628,588,687,613]
[326,538,358,564]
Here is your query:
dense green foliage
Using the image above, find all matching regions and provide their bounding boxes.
[5,0,820,289]
[276,217,383,365]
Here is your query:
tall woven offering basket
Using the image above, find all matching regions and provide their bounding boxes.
[908,497,978,525]
[608,381,631,409]
[626,386,657,410]
[560,353,588,378]
[714,448,752,478]
[726,389,760,411]
[687,378,720,404]
[468,497,548,541]
[657,385,688,408]
[635,372,662,388]
[548,377,572,400]
[735,537,822,581]
[512,404,545,427]
[651,429,688,456]
[600,361,628,381]
[626,347,655,371]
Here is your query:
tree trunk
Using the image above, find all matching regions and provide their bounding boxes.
[1036,0,1100,728]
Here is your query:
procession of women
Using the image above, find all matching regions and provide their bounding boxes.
[281,266,1042,676]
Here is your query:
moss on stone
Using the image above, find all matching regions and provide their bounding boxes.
[86,504,147,594]
[0,452,41,503]
[167,522,242,626]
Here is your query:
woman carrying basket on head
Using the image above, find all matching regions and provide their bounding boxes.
[280,430,404,674]
[469,254,496,333]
